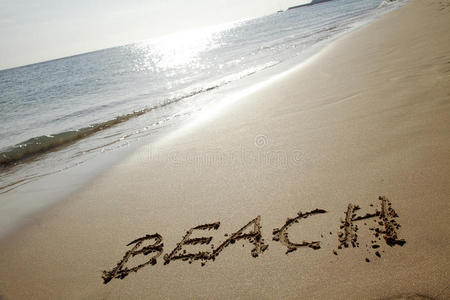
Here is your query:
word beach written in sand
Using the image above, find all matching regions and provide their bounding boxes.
[102,196,406,284]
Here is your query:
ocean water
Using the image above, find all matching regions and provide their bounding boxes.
[0,0,404,194]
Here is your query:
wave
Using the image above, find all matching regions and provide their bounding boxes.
[0,111,143,167]
[378,0,396,8]
[0,61,279,167]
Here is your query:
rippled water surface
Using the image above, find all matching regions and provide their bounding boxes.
[0,0,404,193]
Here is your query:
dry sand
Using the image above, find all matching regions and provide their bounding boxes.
[1,0,449,299]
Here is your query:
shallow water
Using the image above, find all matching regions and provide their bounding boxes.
[0,0,404,194]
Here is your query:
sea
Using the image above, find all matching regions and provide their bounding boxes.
[0,0,405,235]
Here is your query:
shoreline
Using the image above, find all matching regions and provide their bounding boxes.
[1,0,449,298]
[0,1,402,240]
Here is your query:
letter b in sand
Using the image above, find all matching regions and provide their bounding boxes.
[102,234,164,284]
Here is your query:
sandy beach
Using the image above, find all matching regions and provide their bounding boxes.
[1,0,449,299]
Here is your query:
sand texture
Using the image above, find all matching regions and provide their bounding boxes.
[1,0,449,299]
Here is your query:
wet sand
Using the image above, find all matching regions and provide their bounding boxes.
[1,0,449,298]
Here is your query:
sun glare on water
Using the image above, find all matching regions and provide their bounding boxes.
[131,24,239,73]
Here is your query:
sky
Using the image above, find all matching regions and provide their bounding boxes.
[0,0,309,70]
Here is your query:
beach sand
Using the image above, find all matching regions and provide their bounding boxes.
[1,0,449,298]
